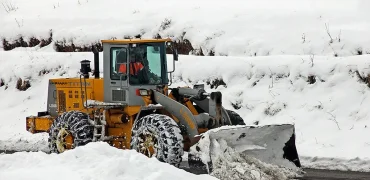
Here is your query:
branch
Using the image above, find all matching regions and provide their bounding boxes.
[1,2,9,13]
[327,112,340,130]
[328,43,338,57]
[325,23,334,43]
[337,29,341,42]
[1,1,18,13]
[309,54,315,67]
[268,67,274,89]
[14,18,23,28]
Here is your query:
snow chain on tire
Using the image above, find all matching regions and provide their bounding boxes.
[130,114,184,167]
[48,110,94,153]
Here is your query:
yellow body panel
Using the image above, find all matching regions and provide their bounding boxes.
[26,116,53,133]
[27,77,143,150]
[50,78,104,114]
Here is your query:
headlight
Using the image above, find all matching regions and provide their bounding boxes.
[136,89,149,96]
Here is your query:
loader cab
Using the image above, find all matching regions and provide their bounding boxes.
[101,39,178,105]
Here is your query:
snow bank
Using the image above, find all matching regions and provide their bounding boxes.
[1,0,370,56]
[172,54,370,162]
[1,51,370,172]
[0,142,217,180]
[0,49,103,152]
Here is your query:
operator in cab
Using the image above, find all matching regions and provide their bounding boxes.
[117,45,162,85]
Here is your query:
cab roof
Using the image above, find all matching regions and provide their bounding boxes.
[101,38,172,44]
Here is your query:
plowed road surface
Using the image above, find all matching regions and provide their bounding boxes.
[179,161,370,180]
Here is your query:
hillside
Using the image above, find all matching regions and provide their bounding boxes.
[1,0,370,56]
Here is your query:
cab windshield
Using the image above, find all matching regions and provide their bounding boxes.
[111,42,167,85]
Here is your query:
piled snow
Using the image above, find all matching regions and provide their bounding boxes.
[1,50,370,173]
[1,0,370,56]
[0,142,217,180]
[210,139,301,180]
[188,125,302,179]
[189,124,300,171]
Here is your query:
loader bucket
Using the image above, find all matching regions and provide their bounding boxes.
[188,124,301,174]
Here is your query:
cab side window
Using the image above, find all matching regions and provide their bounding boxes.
[110,47,127,80]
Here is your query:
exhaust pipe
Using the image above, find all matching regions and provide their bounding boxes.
[93,46,100,79]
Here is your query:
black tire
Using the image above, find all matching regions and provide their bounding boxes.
[130,114,184,167]
[226,109,246,125]
[48,110,94,153]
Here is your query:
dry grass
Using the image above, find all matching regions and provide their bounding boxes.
[15,78,31,91]
[206,78,227,89]
[2,30,52,50]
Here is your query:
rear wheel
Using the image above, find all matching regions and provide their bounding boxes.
[48,111,94,153]
[130,114,184,167]
[226,109,246,125]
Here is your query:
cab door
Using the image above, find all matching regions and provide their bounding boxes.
[103,43,129,103]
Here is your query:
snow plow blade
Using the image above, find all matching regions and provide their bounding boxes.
[188,124,301,173]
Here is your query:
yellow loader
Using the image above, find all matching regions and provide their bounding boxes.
[26,38,301,172]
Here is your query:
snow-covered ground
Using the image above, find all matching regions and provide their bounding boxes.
[1,0,370,56]
[1,50,370,173]
[0,142,217,180]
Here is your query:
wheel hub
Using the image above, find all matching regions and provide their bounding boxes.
[139,130,158,157]
[56,127,74,153]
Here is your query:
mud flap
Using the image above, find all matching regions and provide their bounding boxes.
[188,124,301,174]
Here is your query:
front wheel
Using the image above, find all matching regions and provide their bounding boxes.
[48,111,94,153]
[130,114,184,167]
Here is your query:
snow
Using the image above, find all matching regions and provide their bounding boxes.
[189,124,300,171]
[84,99,124,107]
[0,142,217,180]
[300,156,370,172]
[209,139,301,180]
[1,0,370,56]
[1,50,370,173]
[1,0,370,176]
[172,54,370,164]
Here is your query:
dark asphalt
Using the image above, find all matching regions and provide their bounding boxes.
[178,161,370,180]
[298,168,370,180]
